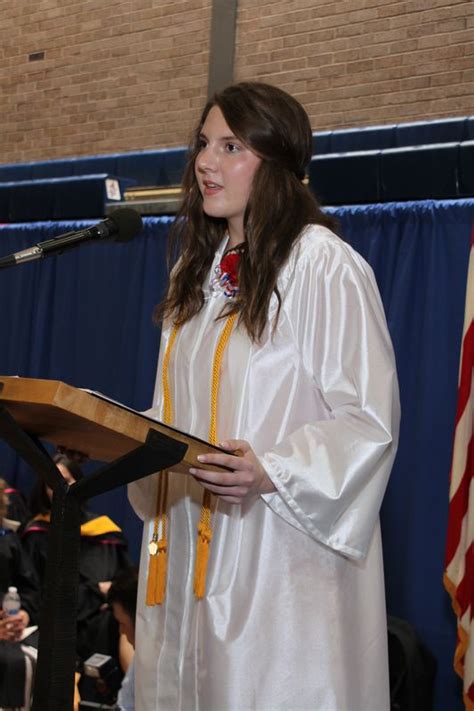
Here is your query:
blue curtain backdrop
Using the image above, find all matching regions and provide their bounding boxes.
[0,199,472,711]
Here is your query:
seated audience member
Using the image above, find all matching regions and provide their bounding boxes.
[20,454,133,664]
[0,478,40,710]
[108,571,138,711]
[0,475,29,530]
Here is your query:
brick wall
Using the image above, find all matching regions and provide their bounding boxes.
[236,0,474,130]
[0,0,473,163]
[0,0,212,162]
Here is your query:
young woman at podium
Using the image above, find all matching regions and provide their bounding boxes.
[128,82,400,710]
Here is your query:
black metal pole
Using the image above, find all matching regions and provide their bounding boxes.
[33,486,81,710]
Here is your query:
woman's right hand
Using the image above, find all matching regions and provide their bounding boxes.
[0,610,26,642]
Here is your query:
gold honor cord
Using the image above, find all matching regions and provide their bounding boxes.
[146,323,177,606]
[194,311,237,598]
[146,313,237,605]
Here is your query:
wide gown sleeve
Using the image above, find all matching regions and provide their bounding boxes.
[260,233,400,560]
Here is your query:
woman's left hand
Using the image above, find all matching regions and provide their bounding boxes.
[189,439,276,504]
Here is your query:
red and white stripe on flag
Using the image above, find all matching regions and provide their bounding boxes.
[444,227,474,710]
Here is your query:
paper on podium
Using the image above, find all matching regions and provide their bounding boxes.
[0,376,223,472]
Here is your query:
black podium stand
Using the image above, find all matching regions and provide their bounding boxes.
[0,377,216,711]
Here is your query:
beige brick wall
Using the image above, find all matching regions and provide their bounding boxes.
[236,0,474,130]
[0,0,212,162]
[0,0,473,163]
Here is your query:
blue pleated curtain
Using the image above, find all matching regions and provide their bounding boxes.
[0,199,472,711]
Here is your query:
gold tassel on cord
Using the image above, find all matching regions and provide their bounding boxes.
[146,546,160,605]
[146,538,168,605]
[193,490,213,598]
[146,469,169,605]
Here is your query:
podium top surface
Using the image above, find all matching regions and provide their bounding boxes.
[0,376,221,469]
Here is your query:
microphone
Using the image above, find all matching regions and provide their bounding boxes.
[0,207,143,269]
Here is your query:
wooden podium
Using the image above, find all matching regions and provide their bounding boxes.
[0,376,223,711]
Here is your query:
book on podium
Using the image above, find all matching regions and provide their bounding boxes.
[0,374,224,469]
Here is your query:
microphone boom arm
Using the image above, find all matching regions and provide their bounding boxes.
[0,232,82,269]
[0,208,142,270]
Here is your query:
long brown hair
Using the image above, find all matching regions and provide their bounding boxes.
[155,81,337,341]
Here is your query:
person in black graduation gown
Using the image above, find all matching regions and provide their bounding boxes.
[0,477,40,709]
[20,454,133,666]
[2,479,29,527]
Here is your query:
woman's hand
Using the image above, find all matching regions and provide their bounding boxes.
[0,610,27,642]
[189,439,276,504]
[17,609,29,628]
[98,581,112,597]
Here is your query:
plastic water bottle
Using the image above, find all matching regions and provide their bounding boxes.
[2,586,21,616]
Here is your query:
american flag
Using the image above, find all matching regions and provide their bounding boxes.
[444,227,474,709]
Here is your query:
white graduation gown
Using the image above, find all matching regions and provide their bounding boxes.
[129,224,400,711]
